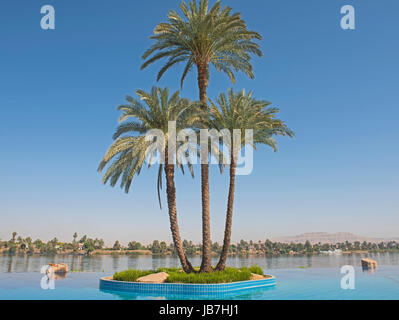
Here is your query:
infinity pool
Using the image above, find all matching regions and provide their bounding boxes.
[1,266,398,300]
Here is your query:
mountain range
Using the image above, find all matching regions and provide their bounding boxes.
[270,232,399,244]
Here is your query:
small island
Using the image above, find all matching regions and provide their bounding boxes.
[112,266,268,283]
[100,266,276,296]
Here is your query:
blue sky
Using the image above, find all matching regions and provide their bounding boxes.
[0,0,398,245]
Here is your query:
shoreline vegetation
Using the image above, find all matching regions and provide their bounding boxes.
[1,232,399,257]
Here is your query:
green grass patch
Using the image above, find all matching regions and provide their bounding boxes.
[248,265,263,275]
[165,267,252,284]
[113,269,154,282]
[112,266,265,284]
[156,267,181,273]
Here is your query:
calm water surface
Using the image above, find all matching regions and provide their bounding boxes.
[2,252,399,273]
[0,253,398,300]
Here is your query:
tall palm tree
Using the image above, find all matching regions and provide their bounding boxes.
[141,0,262,272]
[208,89,294,271]
[98,87,201,273]
[11,232,17,243]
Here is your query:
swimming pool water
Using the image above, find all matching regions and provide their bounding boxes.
[1,266,398,300]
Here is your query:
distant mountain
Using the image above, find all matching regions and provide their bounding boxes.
[270,232,396,244]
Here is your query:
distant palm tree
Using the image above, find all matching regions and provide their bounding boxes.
[98,87,202,273]
[208,89,294,270]
[141,0,262,272]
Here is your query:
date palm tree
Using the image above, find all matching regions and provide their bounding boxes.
[11,232,17,243]
[98,87,202,273]
[208,89,294,271]
[141,0,262,272]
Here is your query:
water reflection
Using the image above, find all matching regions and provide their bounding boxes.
[0,252,398,273]
[362,267,376,275]
[127,256,139,270]
[53,273,68,280]
[361,263,378,275]
[112,255,120,271]
[7,255,13,273]
[99,285,277,300]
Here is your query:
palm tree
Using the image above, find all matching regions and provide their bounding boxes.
[98,87,201,273]
[141,0,262,272]
[208,89,294,271]
[11,232,17,243]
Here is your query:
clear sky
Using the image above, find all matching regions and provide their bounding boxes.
[1,0,398,245]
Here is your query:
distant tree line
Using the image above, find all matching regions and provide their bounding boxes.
[1,232,398,256]
[0,232,105,255]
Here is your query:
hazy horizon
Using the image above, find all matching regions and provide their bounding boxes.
[1,230,398,248]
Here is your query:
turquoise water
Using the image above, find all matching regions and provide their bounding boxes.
[1,253,398,299]
[0,267,399,300]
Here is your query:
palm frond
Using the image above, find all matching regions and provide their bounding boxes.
[209,88,294,162]
[141,0,262,87]
[98,87,201,207]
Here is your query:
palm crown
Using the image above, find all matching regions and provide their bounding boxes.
[209,89,294,157]
[98,87,201,206]
[141,0,262,88]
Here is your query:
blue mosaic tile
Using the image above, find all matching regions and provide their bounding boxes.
[99,276,276,296]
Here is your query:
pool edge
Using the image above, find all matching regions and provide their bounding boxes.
[99,274,276,295]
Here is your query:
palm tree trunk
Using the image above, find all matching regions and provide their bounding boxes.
[164,152,194,273]
[215,152,237,271]
[197,62,212,273]
[199,162,212,272]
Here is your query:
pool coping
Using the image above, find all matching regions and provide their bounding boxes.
[99,274,276,295]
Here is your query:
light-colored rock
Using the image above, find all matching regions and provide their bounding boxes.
[250,273,264,280]
[136,272,169,283]
[47,263,68,274]
[361,258,378,269]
